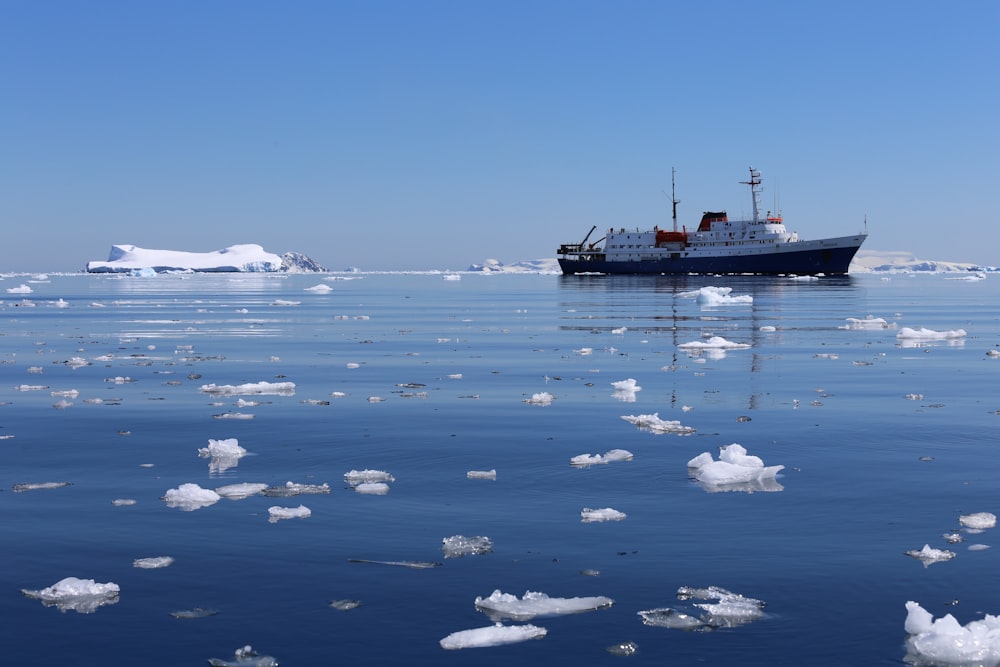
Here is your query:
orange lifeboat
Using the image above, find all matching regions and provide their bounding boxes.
[655,229,688,246]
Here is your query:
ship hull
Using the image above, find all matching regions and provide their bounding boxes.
[558,235,866,276]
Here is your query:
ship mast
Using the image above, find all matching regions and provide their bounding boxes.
[671,167,680,233]
[741,166,762,222]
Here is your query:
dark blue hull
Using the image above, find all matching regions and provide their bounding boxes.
[558,239,865,276]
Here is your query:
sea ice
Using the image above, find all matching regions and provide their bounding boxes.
[304,284,333,292]
[467,469,497,480]
[6,284,32,294]
[640,586,765,630]
[678,336,751,350]
[473,589,614,621]
[611,378,641,402]
[960,512,997,530]
[904,600,1000,666]
[268,505,311,522]
[163,483,221,511]
[440,623,547,650]
[198,437,247,474]
[207,645,278,667]
[442,535,493,557]
[620,413,695,435]
[687,444,784,492]
[523,391,554,405]
[904,544,956,567]
[21,576,120,613]
[355,482,390,495]
[215,482,268,499]
[570,449,633,467]
[263,481,331,496]
[12,481,71,492]
[679,286,753,306]
[842,315,893,329]
[344,469,394,486]
[329,599,362,611]
[896,327,967,347]
[199,381,296,396]
[133,556,175,569]
[581,507,627,522]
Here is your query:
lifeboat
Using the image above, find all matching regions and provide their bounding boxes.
[655,229,688,246]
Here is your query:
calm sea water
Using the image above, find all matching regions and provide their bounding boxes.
[2,271,999,666]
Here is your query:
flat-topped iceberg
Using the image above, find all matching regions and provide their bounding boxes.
[87,244,326,273]
[474,589,614,621]
[440,623,548,649]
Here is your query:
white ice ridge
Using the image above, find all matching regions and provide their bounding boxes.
[687,444,784,489]
[440,623,548,650]
[473,590,614,621]
[441,535,493,558]
[21,577,120,613]
[620,413,695,435]
[678,336,751,350]
[163,483,221,511]
[904,600,1000,665]
[679,286,753,306]
[896,327,967,340]
[570,449,633,467]
[523,391,554,405]
[268,505,311,523]
[87,244,283,273]
[199,381,296,396]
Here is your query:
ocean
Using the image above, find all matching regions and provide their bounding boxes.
[2,270,998,666]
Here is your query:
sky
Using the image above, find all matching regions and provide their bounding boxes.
[3,0,998,272]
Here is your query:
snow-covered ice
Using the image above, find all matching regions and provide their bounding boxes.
[620,413,695,435]
[473,589,614,621]
[344,469,394,486]
[905,544,956,567]
[523,391,554,405]
[163,483,221,511]
[200,381,295,396]
[198,437,247,474]
[263,481,330,496]
[570,449,633,467]
[440,623,547,650]
[639,586,765,631]
[268,505,311,523]
[581,507,627,523]
[678,336,750,350]
[87,244,286,273]
[466,469,497,480]
[960,512,996,530]
[215,482,268,499]
[904,600,1000,666]
[687,444,784,492]
[679,286,753,306]
[842,315,893,330]
[611,378,641,402]
[21,577,120,613]
[441,535,493,557]
[207,644,278,667]
[133,556,175,569]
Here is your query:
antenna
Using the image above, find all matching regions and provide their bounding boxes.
[671,167,680,232]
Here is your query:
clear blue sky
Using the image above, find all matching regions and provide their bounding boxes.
[3,0,998,272]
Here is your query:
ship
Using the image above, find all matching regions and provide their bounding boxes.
[557,167,867,275]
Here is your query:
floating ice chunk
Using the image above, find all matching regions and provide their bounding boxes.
[304,284,333,292]
[679,286,752,306]
[133,556,175,569]
[679,336,751,350]
[213,412,255,420]
[897,327,967,344]
[442,535,493,557]
[13,481,71,492]
[271,299,300,306]
[642,586,766,629]
[348,558,441,569]
[842,315,893,330]
[523,391,554,405]
[611,378,641,402]
[171,607,218,619]
[263,481,330,496]
[51,389,79,398]
[112,498,136,506]
[574,347,593,355]
[611,326,628,334]
[215,483,268,499]
[15,384,49,391]
[620,413,695,435]
[904,600,1000,666]
[969,544,991,551]
[759,325,777,332]
[687,444,784,492]
[208,645,278,667]
[355,482,390,495]
[64,357,90,369]
[440,623,548,650]
[329,599,362,611]
[474,589,614,622]
[638,608,705,630]
[6,284,32,294]
[200,381,295,396]
[905,544,956,567]
[570,449,633,467]
[442,273,461,281]
[960,512,997,529]
[581,507,626,523]
[22,577,120,613]
[346,362,361,369]
[163,483,221,511]
[198,438,247,474]
[344,469,394,487]
[467,469,497,480]
[988,349,1000,358]
[268,505,311,523]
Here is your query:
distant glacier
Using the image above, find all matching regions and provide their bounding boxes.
[86,244,327,273]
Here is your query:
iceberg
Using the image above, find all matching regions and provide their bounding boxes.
[267,505,311,523]
[611,378,641,402]
[86,244,326,273]
[163,483,221,511]
[687,444,784,492]
[440,623,548,649]
[473,589,614,621]
[620,413,695,435]
[679,286,753,306]
[199,381,296,396]
[570,449,633,467]
[198,437,247,474]
[523,391,554,405]
[904,544,956,567]
[904,600,1000,665]
[22,576,120,613]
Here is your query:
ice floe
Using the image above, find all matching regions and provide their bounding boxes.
[329,599,362,611]
[441,535,493,557]
[842,315,894,330]
[198,437,247,474]
[473,589,614,621]
[467,469,497,480]
[22,576,120,613]
[171,607,218,619]
[959,512,997,530]
[268,504,311,523]
[679,286,753,306]
[440,623,548,650]
[354,482,390,495]
[638,586,765,631]
[678,336,751,351]
[263,481,330,496]
[12,481,71,492]
[905,544,956,567]
[344,469,394,487]
[687,444,784,492]
[523,391,554,405]
[620,413,695,435]
[581,507,627,522]
[207,645,278,667]
[570,449,633,467]
[897,327,968,347]
[904,600,1000,666]
[215,482,268,499]
[348,558,441,569]
[133,556,175,569]
[611,378,641,402]
[163,483,221,511]
[200,381,296,396]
